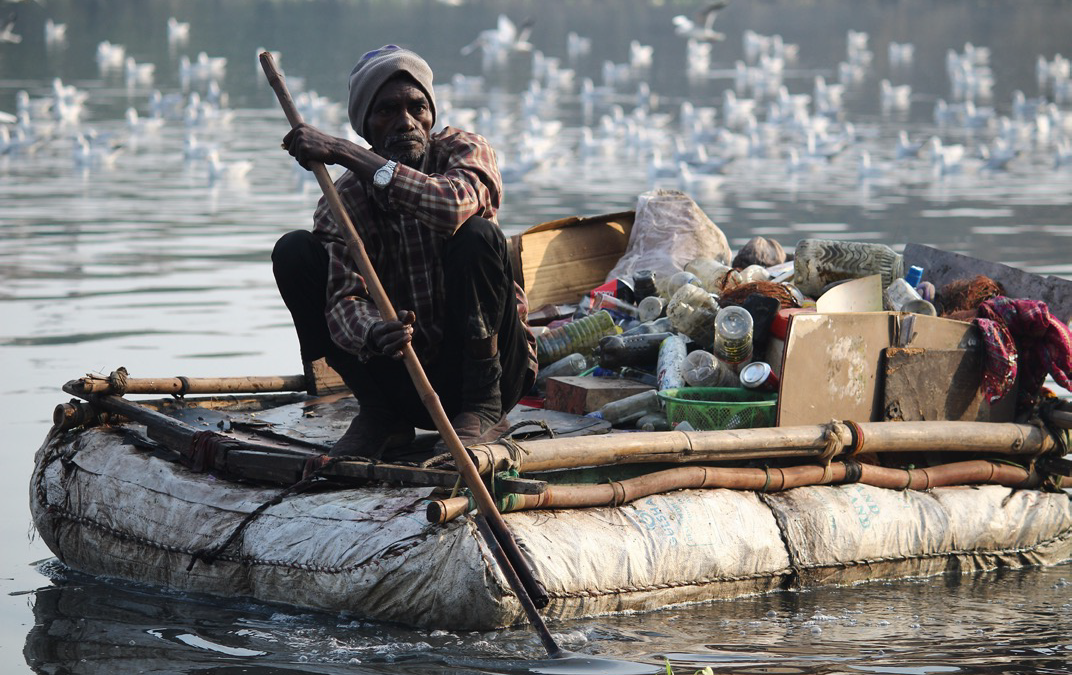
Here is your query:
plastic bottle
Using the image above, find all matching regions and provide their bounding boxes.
[593,292,639,319]
[619,367,658,387]
[685,257,732,293]
[535,353,588,388]
[739,265,771,284]
[661,270,702,300]
[657,333,688,390]
[636,412,670,432]
[637,295,665,322]
[681,349,739,387]
[666,284,719,349]
[536,309,619,365]
[885,279,938,315]
[632,269,658,302]
[595,332,674,369]
[591,389,662,426]
[713,306,754,369]
[793,239,905,298]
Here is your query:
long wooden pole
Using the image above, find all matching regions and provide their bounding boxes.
[258,52,560,657]
[76,373,308,396]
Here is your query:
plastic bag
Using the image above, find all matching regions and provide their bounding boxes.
[606,189,731,284]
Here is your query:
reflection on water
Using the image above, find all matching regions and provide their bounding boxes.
[4,0,1072,673]
[25,563,1072,674]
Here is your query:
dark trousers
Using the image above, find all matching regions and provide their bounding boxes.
[272,216,529,429]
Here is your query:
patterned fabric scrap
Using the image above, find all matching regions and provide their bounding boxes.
[973,296,1072,404]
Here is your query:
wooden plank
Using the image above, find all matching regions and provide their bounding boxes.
[904,243,1072,323]
[884,348,993,422]
[544,376,653,416]
[514,211,634,308]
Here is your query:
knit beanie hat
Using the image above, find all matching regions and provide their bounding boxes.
[347,45,437,140]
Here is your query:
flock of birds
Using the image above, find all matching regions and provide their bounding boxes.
[442,6,1072,191]
[2,2,1071,197]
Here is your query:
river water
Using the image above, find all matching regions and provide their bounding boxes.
[2,0,1071,673]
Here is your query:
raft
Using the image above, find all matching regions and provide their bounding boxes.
[30,390,1072,631]
[29,211,1072,630]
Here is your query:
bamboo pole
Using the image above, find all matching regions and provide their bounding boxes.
[77,373,308,396]
[427,459,1041,524]
[259,53,560,658]
[467,421,1057,474]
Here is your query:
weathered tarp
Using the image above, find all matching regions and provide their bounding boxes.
[31,427,1072,630]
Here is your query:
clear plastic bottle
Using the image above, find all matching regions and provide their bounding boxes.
[682,349,739,387]
[713,306,754,368]
[591,389,662,426]
[637,295,665,322]
[666,284,719,349]
[661,270,702,300]
[535,353,588,388]
[536,309,619,365]
[793,239,905,298]
[885,279,937,315]
[685,257,732,293]
[739,264,771,283]
[657,333,688,390]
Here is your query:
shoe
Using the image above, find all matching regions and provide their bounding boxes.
[329,408,415,459]
[447,410,511,448]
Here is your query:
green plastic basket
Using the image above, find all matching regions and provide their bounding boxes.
[658,387,778,431]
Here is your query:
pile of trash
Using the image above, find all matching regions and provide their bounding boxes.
[523,190,1072,430]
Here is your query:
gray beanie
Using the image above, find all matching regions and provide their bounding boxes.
[347,45,436,140]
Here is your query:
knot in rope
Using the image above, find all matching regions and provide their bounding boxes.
[108,367,129,396]
[819,419,849,483]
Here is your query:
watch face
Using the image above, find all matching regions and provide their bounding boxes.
[374,162,394,187]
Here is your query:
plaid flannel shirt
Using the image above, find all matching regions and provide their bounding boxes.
[312,127,535,371]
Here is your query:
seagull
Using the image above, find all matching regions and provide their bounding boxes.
[96,41,126,72]
[126,107,165,134]
[566,31,591,61]
[206,149,253,183]
[629,40,653,70]
[124,57,156,86]
[44,18,66,45]
[672,1,729,41]
[880,79,911,111]
[895,130,925,159]
[72,131,123,169]
[167,17,190,45]
[0,12,21,43]
[460,14,534,62]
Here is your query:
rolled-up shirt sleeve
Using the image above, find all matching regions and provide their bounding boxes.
[386,128,502,233]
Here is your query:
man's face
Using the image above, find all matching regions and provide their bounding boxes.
[366,77,434,168]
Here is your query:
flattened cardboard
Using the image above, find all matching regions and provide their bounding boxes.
[776,312,892,426]
[511,211,635,309]
[775,311,1007,426]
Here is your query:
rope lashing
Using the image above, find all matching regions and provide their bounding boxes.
[819,419,849,483]
[108,367,129,396]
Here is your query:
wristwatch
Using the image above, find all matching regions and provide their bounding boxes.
[372,159,397,189]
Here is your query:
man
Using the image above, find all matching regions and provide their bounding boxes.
[272,45,535,459]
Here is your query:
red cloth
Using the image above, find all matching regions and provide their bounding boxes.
[973,297,1072,404]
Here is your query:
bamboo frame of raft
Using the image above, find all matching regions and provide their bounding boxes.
[465,420,1063,474]
[426,459,1043,524]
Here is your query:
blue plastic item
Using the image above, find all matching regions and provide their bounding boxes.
[905,265,924,288]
